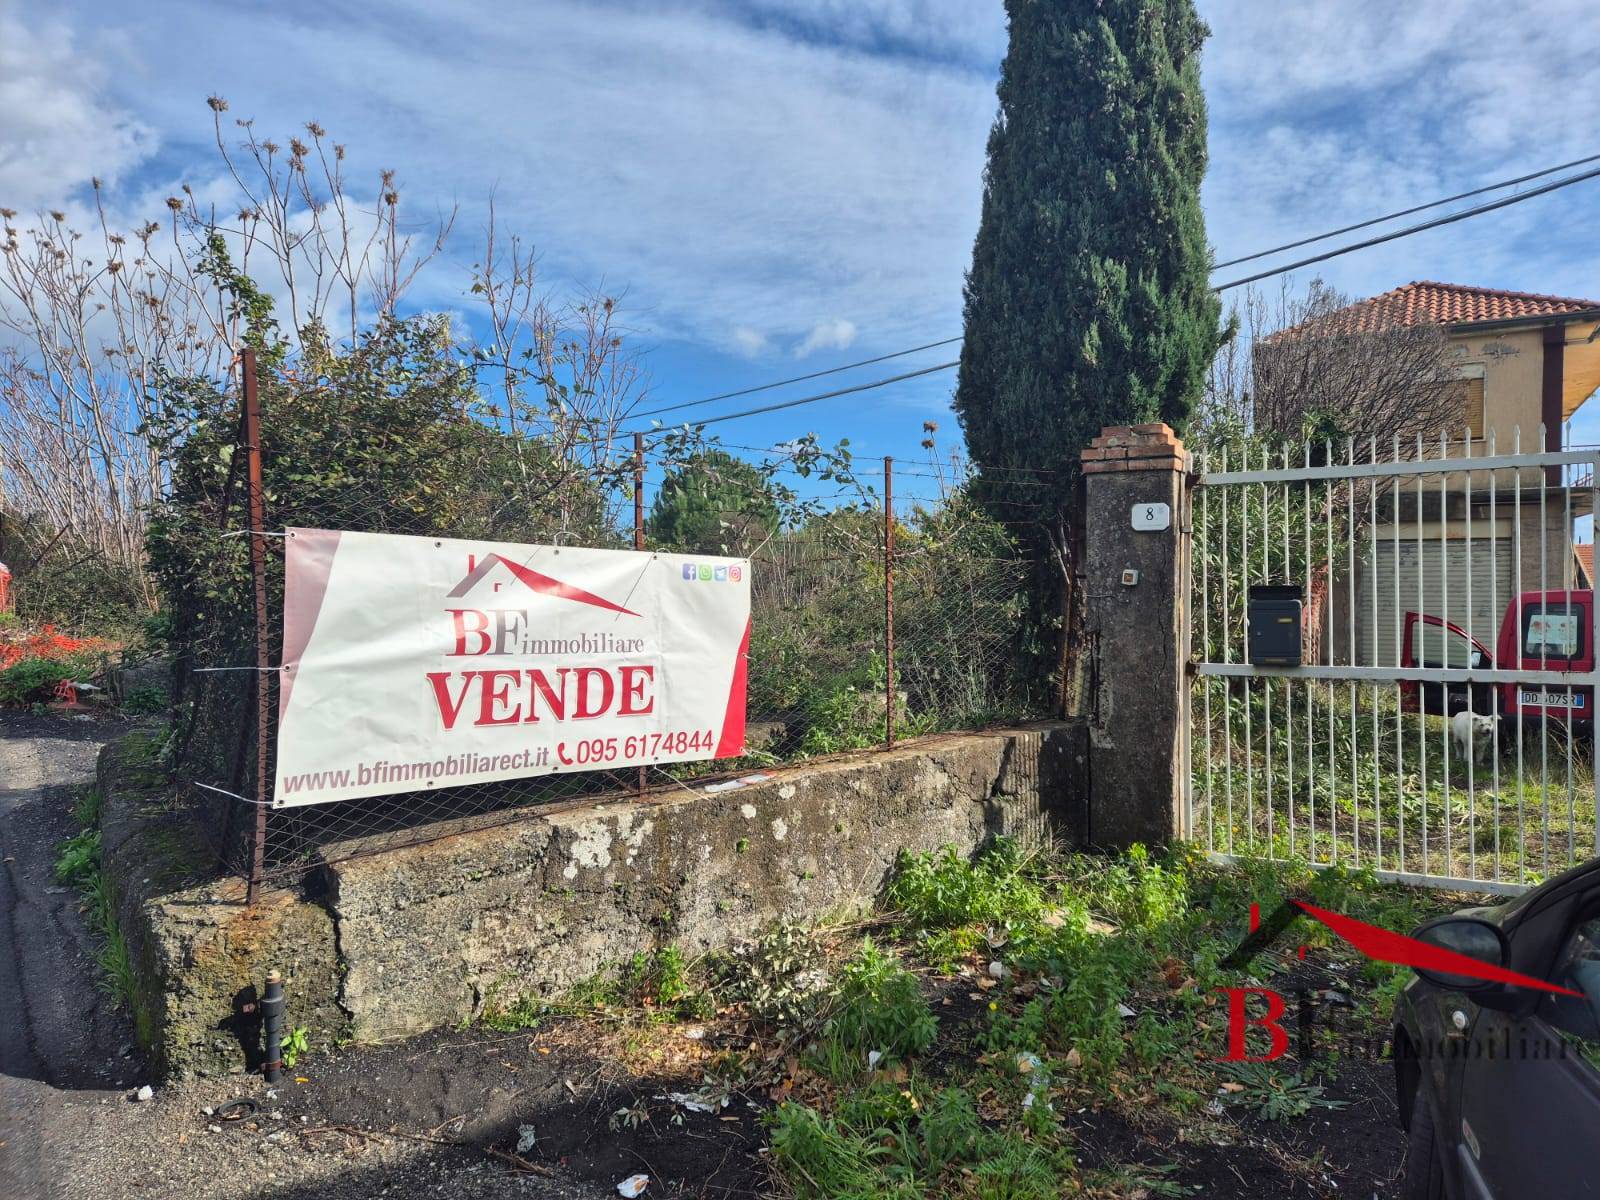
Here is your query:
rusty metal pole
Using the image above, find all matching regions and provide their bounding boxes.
[634,432,647,799]
[884,456,895,750]
[242,349,271,905]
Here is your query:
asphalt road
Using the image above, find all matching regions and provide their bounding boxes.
[0,714,619,1200]
[0,714,138,1200]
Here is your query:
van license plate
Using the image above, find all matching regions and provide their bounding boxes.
[1520,690,1586,709]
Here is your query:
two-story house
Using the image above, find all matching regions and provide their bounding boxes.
[1283,282,1600,665]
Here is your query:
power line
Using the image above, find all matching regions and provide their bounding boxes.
[1212,150,1600,269]
[632,336,962,420]
[637,155,1600,432]
[1212,160,1600,291]
[637,361,958,434]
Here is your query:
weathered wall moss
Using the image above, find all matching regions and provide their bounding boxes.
[98,737,347,1079]
[99,721,1083,1075]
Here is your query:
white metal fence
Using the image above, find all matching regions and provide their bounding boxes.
[1188,429,1599,894]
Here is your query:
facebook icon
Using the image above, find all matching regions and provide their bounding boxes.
[682,563,696,580]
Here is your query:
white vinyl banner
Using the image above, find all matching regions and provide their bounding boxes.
[273,529,750,807]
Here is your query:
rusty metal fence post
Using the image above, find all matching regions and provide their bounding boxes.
[634,431,647,799]
[242,348,272,904]
[884,455,895,750]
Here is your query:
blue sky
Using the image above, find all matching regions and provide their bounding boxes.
[5,0,1600,482]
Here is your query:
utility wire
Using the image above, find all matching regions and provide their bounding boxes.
[1211,161,1600,291]
[641,361,958,433]
[633,156,1600,432]
[631,336,962,419]
[1212,150,1600,269]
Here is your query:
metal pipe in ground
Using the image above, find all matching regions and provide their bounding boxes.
[261,969,284,1084]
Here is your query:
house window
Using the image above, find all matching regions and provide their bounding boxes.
[1454,366,1486,439]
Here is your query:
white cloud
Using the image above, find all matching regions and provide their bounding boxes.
[731,326,770,357]
[795,318,857,357]
[0,7,155,210]
[11,0,1600,393]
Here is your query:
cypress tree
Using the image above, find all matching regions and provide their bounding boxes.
[954,0,1223,693]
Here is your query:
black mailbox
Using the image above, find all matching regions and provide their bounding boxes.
[1247,585,1303,666]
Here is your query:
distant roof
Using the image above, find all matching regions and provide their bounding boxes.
[1577,544,1594,588]
[1277,281,1600,338]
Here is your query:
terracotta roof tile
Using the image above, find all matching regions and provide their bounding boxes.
[1577,544,1594,587]
[1279,281,1600,337]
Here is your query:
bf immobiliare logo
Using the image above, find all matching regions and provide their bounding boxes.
[681,563,743,583]
[1216,899,1579,1061]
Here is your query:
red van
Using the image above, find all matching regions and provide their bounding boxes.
[1399,612,1496,716]
[1493,590,1592,723]
[1399,592,1593,722]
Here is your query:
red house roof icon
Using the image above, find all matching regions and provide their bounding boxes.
[446,553,640,617]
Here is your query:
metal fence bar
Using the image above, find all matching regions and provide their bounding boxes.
[1540,422,1550,879]
[1489,428,1500,881]
[885,455,896,751]
[242,348,271,906]
[1203,447,1597,485]
[634,431,647,801]
[1465,431,1476,880]
[1188,425,1600,894]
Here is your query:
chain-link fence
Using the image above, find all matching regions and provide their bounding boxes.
[161,354,1057,895]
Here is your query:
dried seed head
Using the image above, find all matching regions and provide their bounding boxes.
[289,137,308,158]
[165,197,183,212]
[207,95,229,112]
[0,208,13,220]
[49,210,65,222]
[306,121,326,138]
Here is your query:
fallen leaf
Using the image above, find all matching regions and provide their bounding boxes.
[1219,1081,1245,1094]
[1064,1048,1083,1069]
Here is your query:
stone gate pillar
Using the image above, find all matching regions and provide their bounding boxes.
[1081,423,1190,850]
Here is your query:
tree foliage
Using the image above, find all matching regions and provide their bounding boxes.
[647,448,780,555]
[954,0,1224,691]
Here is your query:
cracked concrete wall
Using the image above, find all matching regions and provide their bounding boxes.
[97,735,346,1080]
[102,722,1082,1074]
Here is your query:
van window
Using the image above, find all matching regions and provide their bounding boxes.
[1417,622,1481,668]
[1521,603,1586,660]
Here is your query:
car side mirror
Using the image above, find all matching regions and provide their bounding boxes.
[1411,916,1512,997]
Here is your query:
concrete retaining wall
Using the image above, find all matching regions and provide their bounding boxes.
[102,722,1082,1077]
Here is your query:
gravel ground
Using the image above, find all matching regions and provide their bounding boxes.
[1,713,614,1200]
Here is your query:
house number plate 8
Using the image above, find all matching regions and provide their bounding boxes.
[1131,502,1170,531]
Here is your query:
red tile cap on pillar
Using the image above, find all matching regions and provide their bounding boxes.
[1083,421,1187,473]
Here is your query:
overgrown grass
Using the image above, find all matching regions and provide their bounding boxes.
[482,945,716,1031]
[762,840,1453,1198]
[1194,679,1598,886]
[475,841,1455,1197]
[53,788,138,1013]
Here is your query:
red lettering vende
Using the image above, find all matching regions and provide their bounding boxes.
[426,664,656,730]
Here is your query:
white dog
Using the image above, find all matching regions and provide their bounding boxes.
[1450,711,1497,766]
